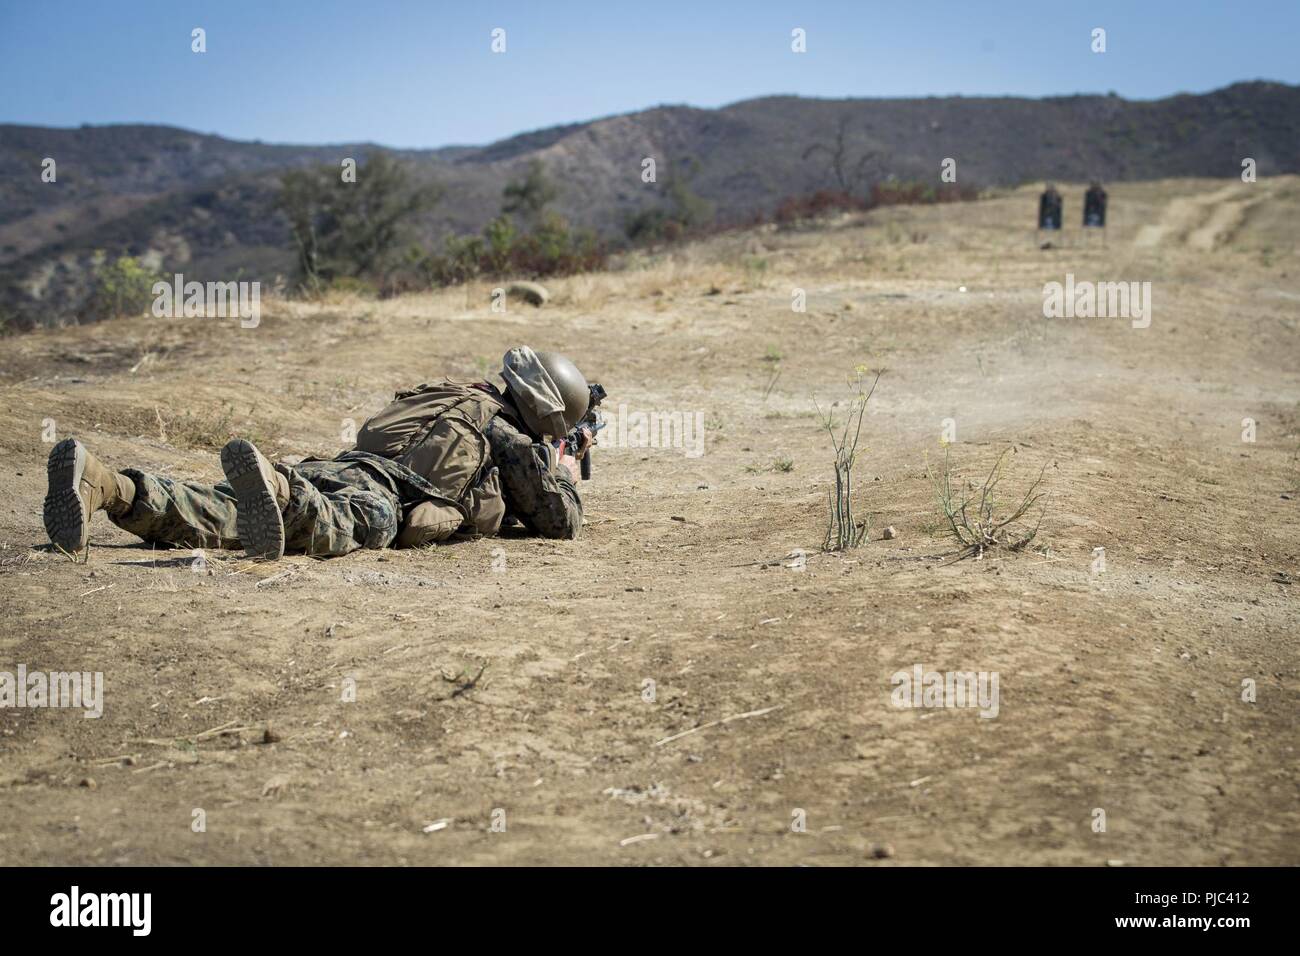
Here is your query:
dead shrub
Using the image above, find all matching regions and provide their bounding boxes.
[930,445,1050,559]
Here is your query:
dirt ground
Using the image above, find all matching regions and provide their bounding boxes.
[1,178,1296,866]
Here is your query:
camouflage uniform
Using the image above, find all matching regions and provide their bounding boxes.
[484,415,582,538]
[109,415,582,556]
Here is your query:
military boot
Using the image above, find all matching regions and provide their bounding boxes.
[43,438,136,553]
[220,438,289,561]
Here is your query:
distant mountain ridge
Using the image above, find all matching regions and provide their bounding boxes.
[2,80,1298,327]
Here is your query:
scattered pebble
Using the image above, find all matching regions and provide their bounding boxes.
[868,842,895,859]
[882,526,898,540]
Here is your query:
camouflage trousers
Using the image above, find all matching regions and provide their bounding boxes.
[110,458,403,557]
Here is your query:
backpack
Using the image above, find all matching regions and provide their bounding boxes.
[354,380,508,537]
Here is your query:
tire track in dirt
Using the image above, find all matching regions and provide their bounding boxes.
[1135,181,1270,249]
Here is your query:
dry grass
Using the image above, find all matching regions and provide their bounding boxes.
[100,401,284,452]
[930,445,1050,559]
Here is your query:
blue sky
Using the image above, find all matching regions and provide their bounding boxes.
[2,0,1295,148]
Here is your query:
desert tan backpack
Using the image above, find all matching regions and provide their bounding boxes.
[354,380,508,534]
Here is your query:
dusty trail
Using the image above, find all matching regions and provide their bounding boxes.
[1135,180,1269,249]
[0,179,1296,866]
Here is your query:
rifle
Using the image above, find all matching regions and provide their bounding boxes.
[567,383,606,480]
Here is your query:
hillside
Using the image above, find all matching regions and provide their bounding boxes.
[2,80,1298,328]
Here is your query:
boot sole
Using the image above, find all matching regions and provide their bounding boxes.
[221,439,285,561]
[44,438,88,553]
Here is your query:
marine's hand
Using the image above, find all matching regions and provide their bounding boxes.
[572,425,594,458]
[559,452,581,484]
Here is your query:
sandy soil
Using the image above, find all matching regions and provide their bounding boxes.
[1,178,1297,866]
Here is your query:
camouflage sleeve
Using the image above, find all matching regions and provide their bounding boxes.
[484,414,583,539]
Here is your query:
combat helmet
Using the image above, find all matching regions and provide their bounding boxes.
[500,347,591,439]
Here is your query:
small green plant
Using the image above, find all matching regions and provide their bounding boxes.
[86,253,161,320]
[929,445,1050,559]
[744,458,794,475]
[763,410,816,420]
[815,368,881,551]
